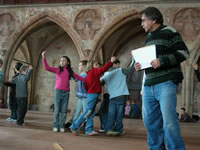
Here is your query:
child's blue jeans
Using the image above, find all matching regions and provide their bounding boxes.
[53,89,69,129]
[70,93,99,135]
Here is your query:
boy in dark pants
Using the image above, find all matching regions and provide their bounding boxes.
[98,93,109,132]
[4,62,23,122]
[12,65,32,125]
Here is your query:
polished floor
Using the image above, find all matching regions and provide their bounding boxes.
[0,109,200,150]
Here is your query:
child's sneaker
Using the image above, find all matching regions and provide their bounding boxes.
[70,128,79,136]
[22,123,26,126]
[98,129,105,133]
[87,131,98,136]
[106,131,120,136]
[7,118,13,122]
[60,128,65,133]
[107,131,125,136]
[119,131,126,136]
[52,128,58,132]
[12,119,17,123]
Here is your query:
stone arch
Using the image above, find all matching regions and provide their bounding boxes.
[4,12,83,75]
[3,12,84,102]
[92,9,141,60]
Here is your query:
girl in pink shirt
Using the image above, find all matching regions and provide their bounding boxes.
[41,51,85,133]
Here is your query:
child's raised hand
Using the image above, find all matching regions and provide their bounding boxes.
[192,63,198,70]
[111,56,116,63]
[29,65,33,70]
[41,51,46,58]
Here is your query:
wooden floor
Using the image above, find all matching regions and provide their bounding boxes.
[0,109,200,150]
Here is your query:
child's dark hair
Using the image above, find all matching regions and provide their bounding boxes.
[20,65,29,72]
[86,59,98,73]
[14,62,23,75]
[59,56,73,80]
[180,107,186,111]
[113,59,120,64]
[15,62,23,71]
[80,60,88,66]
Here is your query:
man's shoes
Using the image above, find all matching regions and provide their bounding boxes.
[70,128,79,136]
[60,128,65,133]
[87,131,98,136]
[52,128,58,132]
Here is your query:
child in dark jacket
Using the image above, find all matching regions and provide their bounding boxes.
[70,56,116,136]
[12,65,33,125]
[4,62,23,122]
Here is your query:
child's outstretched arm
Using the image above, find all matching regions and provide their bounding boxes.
[73,72,85,82]
[41,51,58,74]
[24,65,33,81]
[122,57,135,75]
[98,56,116,75]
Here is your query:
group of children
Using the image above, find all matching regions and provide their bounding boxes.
[0,58,32,126]
[1,50,135,136]
[42,50,136,136]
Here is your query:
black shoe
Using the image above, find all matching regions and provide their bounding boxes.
[65,122,72,129]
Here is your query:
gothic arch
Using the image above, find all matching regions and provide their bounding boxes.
[4,12,84,78]
[92,9,141,60]
[3,12,84,102]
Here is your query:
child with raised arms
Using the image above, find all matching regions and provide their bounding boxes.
[41,51,85,133]
[70,56,116,136]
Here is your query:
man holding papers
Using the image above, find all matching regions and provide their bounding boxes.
[134,7,189,150]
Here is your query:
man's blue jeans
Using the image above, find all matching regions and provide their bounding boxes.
[72,97,87,122]
[53,89,69,129]
[106,96,125,133]
[70,93,99,135]
[142,80,185,150]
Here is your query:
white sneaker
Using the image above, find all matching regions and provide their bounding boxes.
[7,118,13,122]
[53,128,58,132]
[12,119,17,123]
[99,129,105,133]
[88,131,98,136]
[60,128,65,133]
[22,123,26,126]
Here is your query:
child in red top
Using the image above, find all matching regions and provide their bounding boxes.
[70,56,116,136]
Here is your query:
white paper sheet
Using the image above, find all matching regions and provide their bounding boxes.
[131,45,156,70]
